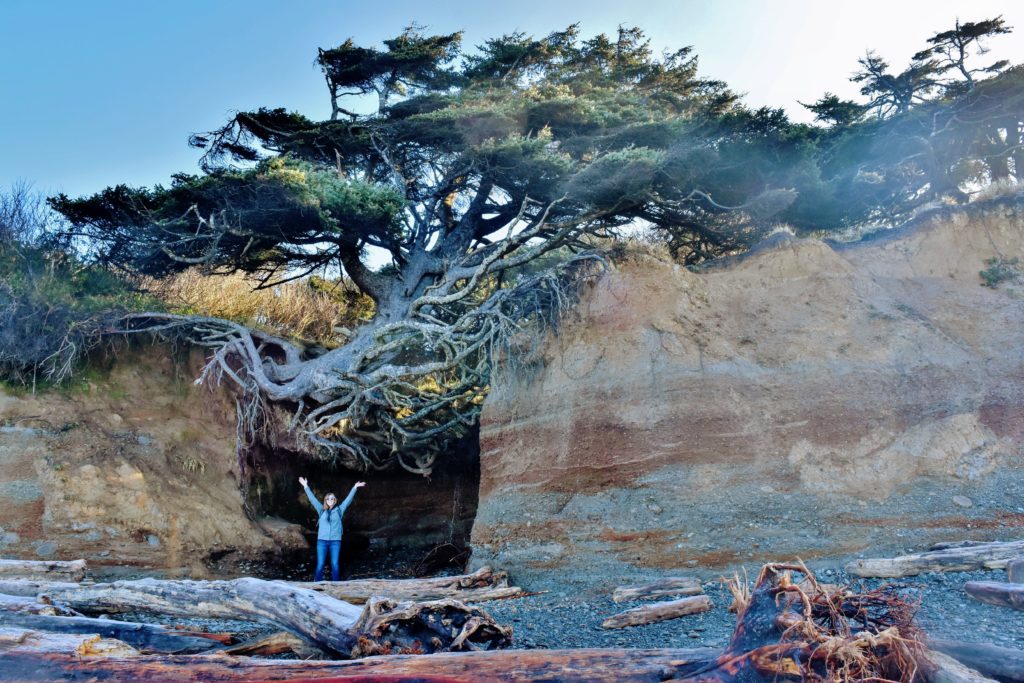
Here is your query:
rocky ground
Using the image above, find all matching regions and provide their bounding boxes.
[483,565,1024,651]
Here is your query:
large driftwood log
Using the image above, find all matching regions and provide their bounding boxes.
[611,577,703,603]
[846,540,1024,577]
[0,560,85,582]
[0,612,220,654]
[38,577,510,657]
[0,580,79,598]
[931,639,1024,682]
[964,581,1024,610]
[601,595,712,629]
[0,567,523,604]
[0,627,718,682]
[297,566,525,603]
[0,593,78,617]
[927,651,1000,683]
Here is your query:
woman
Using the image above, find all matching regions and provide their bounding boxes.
[298,476,365,581]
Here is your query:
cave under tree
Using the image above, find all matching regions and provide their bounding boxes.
[50,21,1023,474]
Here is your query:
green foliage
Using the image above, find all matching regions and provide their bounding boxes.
[979,256,1022,288]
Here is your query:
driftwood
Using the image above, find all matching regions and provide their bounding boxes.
[297,566,525,603]
[932,639,1024,682]
[222,631,321,658]
[0,560,85,582]
[0,627,719,682]
[611,577,703,603]
[0,567,523,604]
[927,650,999,683]
[0,612,220,654]
[929,540,991,551]
[0,593,78,617]
[964,580,1024,610]
[36,576,510,657]
[846,540,1024,577]
[1008,558,1024,583]
[693,563,927,681]
[602,595,712,629]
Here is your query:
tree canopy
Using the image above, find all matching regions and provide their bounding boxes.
[49,21,1024,473]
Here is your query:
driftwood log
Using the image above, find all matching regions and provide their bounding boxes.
[927,651,999,683]
[222,631,321,658]
[297,566,525,603]
[611,577,703,603]
[1008,558,1024,583]
[931,639,1024,682]
[0,627,719,682]
[846,540,1024,577]
[602,595,712,629]
[0,612,220,654]
[36,576,510,657]
[0,566,522,604]
[964,580,1024,610]
[0,560,85,582]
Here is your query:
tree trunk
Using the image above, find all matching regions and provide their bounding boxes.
[37,577,510,657]
[927,650,1000,683]
[0,560,85,582]
[846,540,1024,577]
[296,566,524,603]
[0,612,220,654]
[601,595,712,629]
[1006,558,1024,583]
[931,639,1024,682]
[0,567,523,604]
[964,581,1024,610]
[611,578,703,603]
[0,629,718,682]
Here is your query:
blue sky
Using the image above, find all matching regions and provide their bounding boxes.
[2,0,1022,198]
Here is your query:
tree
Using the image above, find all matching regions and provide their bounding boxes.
[54,26,806,474]
[914,16,1013,90]
[851,51,941,119]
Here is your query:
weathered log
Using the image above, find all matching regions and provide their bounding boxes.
[0,566,524,604]
[927,650,1000,683]
[964,581,1024,610]
[0,631,719,682]
[601,595,712,629]
[0,559,85,582]
[930,540,991,551]
[0,593,78,617]
[0,580,79,598]
[1007,558,1024,583]
[611,577,703,603]
[39,577,510,657]
[299,566,526,603]
[931,639,1024,682]
[222,631,320,658]
[0,612,220,654]
[846,540,1024,577]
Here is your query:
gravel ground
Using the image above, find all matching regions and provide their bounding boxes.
[482,565,1024,652]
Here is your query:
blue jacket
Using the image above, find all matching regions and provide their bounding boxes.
[303,484,357,541]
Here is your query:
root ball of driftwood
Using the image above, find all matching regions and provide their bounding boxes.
[349,597,513,657]
[695,563,929,682]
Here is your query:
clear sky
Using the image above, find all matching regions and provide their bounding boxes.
[2,0,1022,198]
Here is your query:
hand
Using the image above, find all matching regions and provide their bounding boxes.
[354,481,366,489]
[298,476,308,488]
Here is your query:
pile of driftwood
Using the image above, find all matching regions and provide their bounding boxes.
[0,556,1012,681]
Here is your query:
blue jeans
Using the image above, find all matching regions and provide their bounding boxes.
[315,539,341,581]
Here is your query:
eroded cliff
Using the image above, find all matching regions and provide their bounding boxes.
[472,201,1024,587]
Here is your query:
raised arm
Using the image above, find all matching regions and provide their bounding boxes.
[337,481,365,514]
[299,476,322,514]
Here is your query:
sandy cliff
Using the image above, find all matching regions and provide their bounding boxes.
[472,201,1024,586]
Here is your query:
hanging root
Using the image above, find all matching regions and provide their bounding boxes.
[699,562,929,682]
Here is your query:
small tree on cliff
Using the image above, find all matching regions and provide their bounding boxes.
[50,26,818,473]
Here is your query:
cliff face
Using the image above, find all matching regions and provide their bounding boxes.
[0,347,307,576]
[472,202,1024,586]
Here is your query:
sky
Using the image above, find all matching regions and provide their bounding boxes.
[2,0,1023,199]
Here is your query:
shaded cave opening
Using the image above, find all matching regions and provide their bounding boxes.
[241,425,481,580]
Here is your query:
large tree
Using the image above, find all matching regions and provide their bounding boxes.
[54,26,801,473]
